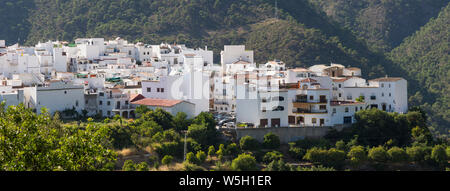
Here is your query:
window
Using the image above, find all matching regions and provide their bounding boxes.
[338,84,342,88]
[161,88,164,93]
[75,100,79,107]
[272,106,284,111]
[381,83,385,88]
[309,96,314,100]
[355,107,358,112]
[288,116,295,124]
[107,111,111,116]
[99,101,103,105]
[332,108,336,114]
[262,107,267,112]
[345,107,349,113]
[382,93,384,97]
[85,100,88,105]
[64,91,67,94]
[147,88,151,92]
[107,101,111,106]
[157,88,160,92]
[320,105,327,110]
[389,93,392,97]
[312,118,317,124]
[100,92,104,97]
[272,96,285,101]
[339,93,342,98]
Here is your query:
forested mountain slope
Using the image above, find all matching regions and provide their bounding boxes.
[389,4,450,138]
[308,0,449,52]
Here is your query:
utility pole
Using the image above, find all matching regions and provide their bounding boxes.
[275,0,278,20]
[182,130,187,161]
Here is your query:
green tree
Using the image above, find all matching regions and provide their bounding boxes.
[186,152,198,164]
[431,145,447,167]
[208,145,216,157]
[231,153,258,171]
[174,112,191,131]
[161,155,174,166]
[263,132,280,149]
[263,151,284,164]
[0,104,116,171]
[265,159,290,171]
[240,136,260,151]
[387,147,409,163]
[406,146,431,163]
[135,162,149,171]
[368,146,388,163]
[335,140,347,151]
[347,146,367,166]
[226,143,239,157]
[196,151,207,164]
[122,160,136,171]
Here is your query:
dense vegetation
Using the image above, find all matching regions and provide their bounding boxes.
[0,0,448,138]
[0,102,448,171]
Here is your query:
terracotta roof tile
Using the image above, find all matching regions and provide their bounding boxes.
[300,78,317,83]
[129,94,145,102]
[370,77,404,82]
[131,98,184,107]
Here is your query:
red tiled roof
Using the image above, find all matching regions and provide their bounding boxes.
[129,94,145,102]
[131,98,183,107]
[332,78,347,82]
[300,78,317,83]
[369,77,404,82]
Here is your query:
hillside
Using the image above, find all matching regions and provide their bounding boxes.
[0,0,448,138]
[308,0,449,52]
[389,4,450,138]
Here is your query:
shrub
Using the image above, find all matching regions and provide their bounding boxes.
[226,143,239,157]
[208,145,215,157]
[196,151,207,164]
[161,155,174,166]
[186,152,198,164]
[182,162,205,171]
[368,146,388,163]
[326,148,346,168]
[387,147,409,163]
[303,147,329,164]
[347,146,367,166]
[289,146,306,161]
[297,165,336,171]
[154,141,182,158]
[263,151,284,164]
[335,140,347,151]
[406,146,430,163]
[231,153,258,171]
[431,145,447,166]
[263,132,280,149]
[122,160,135,171]
[240,136,260,151]
[265,159,290,171]
[135,162,149,171]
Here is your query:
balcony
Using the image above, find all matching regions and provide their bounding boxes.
[214,101,229,105]
[113,105,136,111]
[108,95,128,99]
[292,109,328,114]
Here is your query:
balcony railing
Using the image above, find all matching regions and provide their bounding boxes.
[293,99,328,104]
[292,109,328,114]
[114,105,136,110]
